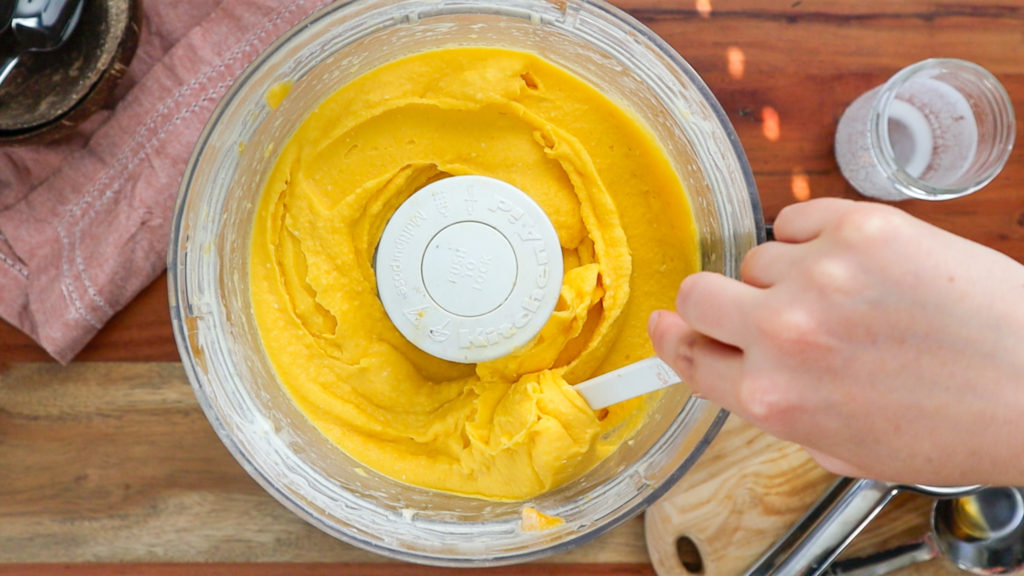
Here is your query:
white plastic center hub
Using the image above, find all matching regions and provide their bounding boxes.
[421,221,517,317]
[375,175,564,363]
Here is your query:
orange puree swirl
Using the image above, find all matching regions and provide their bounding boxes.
[249,47,699,500]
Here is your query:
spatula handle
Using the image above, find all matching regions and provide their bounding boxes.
[573,356,680,409]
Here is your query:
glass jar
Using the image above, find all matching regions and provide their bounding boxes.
[835,58,1015,201]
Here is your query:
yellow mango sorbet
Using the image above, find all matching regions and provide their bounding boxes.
[249,47,699,501]
[521,507,565,532]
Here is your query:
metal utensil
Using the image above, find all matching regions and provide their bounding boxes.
[744,477,980,576]
[0,0,84,87]
[824,486,1024,576]
[1,1,15,33]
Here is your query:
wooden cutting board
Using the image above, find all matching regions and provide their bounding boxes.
[644,415,963,575]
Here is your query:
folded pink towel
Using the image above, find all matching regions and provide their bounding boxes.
[0,0,331,362]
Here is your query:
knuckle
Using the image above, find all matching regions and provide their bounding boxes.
[808,256,861,297]
[669,337,698,381]
[756,304,821,349]
[671,349,696,383]
[649,313,698,382]
[737,375,790,425]
[834,204,904,246]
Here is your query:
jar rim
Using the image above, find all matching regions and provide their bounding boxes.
[868,58,1015,201]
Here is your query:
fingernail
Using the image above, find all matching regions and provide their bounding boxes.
[647,310,662,335]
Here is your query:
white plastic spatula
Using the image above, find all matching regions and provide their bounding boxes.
[572,356,683,409]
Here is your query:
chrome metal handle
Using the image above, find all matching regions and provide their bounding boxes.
[823,536,938,576]
[0,55,21,89]
[744,477,901,576]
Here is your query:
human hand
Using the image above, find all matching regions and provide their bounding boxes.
[649,198,1024,486]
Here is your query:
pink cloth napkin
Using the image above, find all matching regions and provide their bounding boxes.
[0,0,332,362]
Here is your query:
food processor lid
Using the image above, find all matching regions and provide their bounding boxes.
[374,175,564,363]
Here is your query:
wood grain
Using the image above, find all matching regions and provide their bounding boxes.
[0,564,656,576]
[1,1,1023,575]
[645,417,963,575]
[646,417,835,576]
[0,363,649,564]
[0,363,957,573]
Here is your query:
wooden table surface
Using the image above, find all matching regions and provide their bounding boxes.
[2,1,1023,575]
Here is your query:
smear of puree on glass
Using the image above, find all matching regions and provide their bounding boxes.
[249,47,699,501]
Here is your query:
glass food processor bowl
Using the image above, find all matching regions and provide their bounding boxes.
[168,0,764,567]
